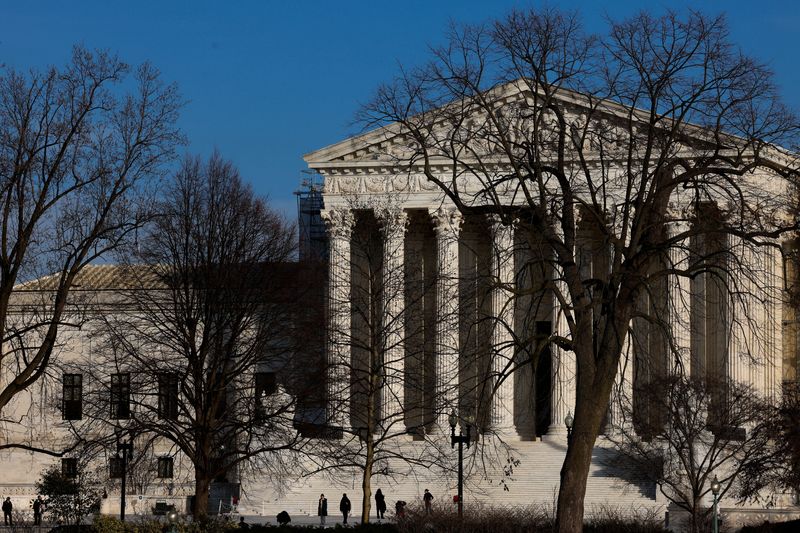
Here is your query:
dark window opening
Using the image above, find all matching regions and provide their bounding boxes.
[255,371,277,418]
[111,373,131,419]
[62,374,83,420]
[109,457,125,479]
[62,458,78,478]
[158,373,179,420]
[208,371,227,419]
[157,457,174,479]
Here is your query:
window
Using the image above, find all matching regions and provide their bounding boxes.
[254,372,277,419]
[62,458,78,478]
[157,457,174,479]
[255,372,277,398]
[111,373,131,419]
[158,373,179,420]
[62,374,83,420]
[109,457,125,479]
[209,371,227,419]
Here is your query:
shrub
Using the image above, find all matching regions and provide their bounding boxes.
[740,519,800,532]
[36,464,103,527]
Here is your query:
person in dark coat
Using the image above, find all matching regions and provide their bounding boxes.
[339,493,351,524]
[375,489,386,520]
[32,496,43,525]
[317,494,328,526]
[423,489,433,514]
[2,497,12,526]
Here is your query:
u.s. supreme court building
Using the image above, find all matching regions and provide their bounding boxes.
[2,81,800,529]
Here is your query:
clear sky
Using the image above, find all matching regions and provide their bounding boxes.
[2,1,799,216]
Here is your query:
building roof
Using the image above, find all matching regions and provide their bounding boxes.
[16,264,162,292]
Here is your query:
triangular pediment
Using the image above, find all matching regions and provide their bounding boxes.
[304,79,795,174]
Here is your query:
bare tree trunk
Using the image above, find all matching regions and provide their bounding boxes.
[361,441,374,524]
[556,334,618,533]
[556,398,609,531]
[194,474,210,519]
[691,497,702,533]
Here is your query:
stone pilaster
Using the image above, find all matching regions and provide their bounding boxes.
[377,207,409,431]
[487,215,516,436]
[321,208,355,432]
[430,207,463,432]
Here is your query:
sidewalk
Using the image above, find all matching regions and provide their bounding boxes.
[238,513,393,528]
[0,514,394,531]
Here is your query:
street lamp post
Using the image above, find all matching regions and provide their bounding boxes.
[711,475,721,533]
[449,409,472,519]
[116,435,134,522]
[167,509,179,533]
[564,412,574,443]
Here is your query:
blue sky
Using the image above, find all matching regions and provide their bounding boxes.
[2,1,799,216]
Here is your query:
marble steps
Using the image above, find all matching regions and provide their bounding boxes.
[240,437,659,519]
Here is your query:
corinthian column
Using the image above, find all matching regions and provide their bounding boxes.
[321,208,355,432]
[430,207,462,432]
[548,226,576,438]
[378,207,408,431]
[487,215,516,436]
[765,240,784,400]
[668,221,692,376]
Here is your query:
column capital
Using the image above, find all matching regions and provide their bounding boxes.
[377,207,409,238]
[429,207,463,236]
[321,208,355,238]
[486,213,518,235]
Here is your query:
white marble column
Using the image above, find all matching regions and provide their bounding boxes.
[611,327,633,432]
[378,207,408,430]
[548,227,575,437]
[728,237,750,385]
[747,244,767,394]
[765,240,784,400]
[487,215,516,436]
[430,207,462,432]
[321,208,355,432]
[668,221,692,376]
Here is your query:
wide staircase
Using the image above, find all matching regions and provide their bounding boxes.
[240,435,660,521]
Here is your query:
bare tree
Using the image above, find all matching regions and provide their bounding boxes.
[0,47,183,444]
[608,375,779,533]
[79,153,305,518]
[360,8,800,531]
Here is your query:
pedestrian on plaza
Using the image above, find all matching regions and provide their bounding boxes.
[317,494,328,526]
[423,489,433,515]
[339,493,351,524]
[2,497,12,526]
[33,496,43,525]
[375,488,386,520]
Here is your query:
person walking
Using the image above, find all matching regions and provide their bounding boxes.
[2,497,12,526]
[423,489,433,515]
[339,493,351,525]
[33,496,43,525]
[375,489,386,520]
[317,494,328,526]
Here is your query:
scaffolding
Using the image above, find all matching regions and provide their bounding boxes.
[294,172,326,262]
